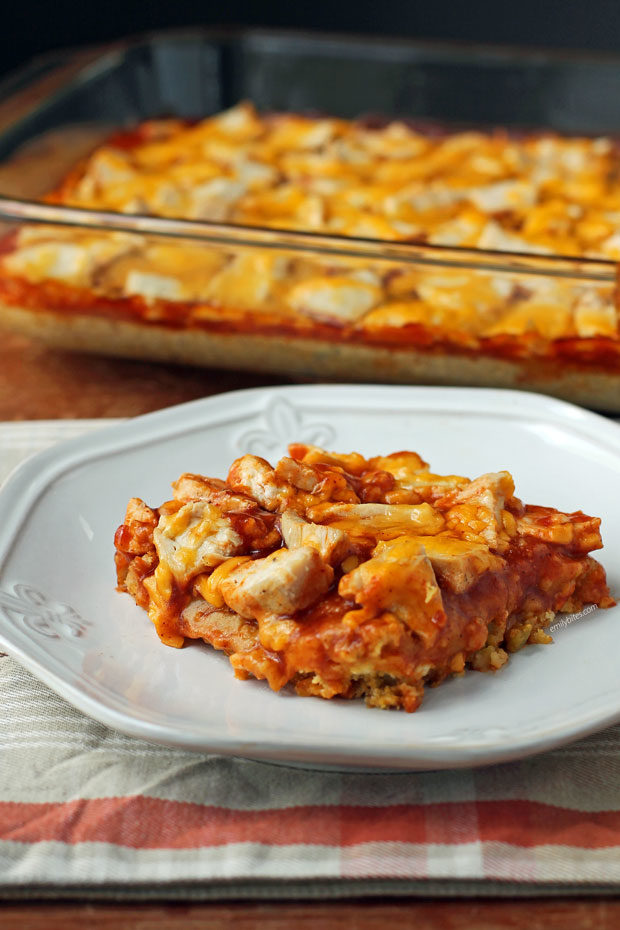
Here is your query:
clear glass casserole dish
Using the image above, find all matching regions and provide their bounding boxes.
[0,29,620,409]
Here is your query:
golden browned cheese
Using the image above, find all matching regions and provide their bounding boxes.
[2,102,620,371]
[114,443,614,711]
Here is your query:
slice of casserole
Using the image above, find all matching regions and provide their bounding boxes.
[114,444,614,711]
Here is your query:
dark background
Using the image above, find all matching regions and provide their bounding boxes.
[3,0,620,78]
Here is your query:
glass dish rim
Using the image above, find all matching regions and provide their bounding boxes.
[3,27,620,285]
[0,195,616,284]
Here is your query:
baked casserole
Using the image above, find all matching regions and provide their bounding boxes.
[2,102,620,406]
[114,443,614,711]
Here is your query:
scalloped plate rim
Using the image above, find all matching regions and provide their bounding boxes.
[1,384,620,771]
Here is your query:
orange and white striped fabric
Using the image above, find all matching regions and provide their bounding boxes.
[2,655,620,899]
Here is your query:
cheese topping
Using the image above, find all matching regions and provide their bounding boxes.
[114,442,614,713]
[3,101,620,346]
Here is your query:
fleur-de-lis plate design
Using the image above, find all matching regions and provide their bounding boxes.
[0,583,90,640]
[235,397,335,456]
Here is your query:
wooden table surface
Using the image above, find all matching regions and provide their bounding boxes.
[1,325,619,929]
[0,328,293,421]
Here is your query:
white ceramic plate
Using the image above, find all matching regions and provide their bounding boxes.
[1,384,619,771]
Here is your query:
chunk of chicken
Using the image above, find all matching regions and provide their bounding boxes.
[204,253,287,305]
[286,275,381,323]
[288,443,369,476]
[114,497,158,555]
[3,235,133,287]
[416,535,505,593]
[306,501,445,543]
[172,473,257,512]
[438,471,515,552]
[117,549,157,609]
[275,457,321,491]
[215,546,333,619]
[280,510,352,565]
[114,499,160,604]
[395,472,470,504]
[178,599,258,652]
[438,471,514,510]
[154,501,244,582]
[339,537,445,646]
[365,451,468,503]
[171,474,280,550]
[517,506,603,554]
[274,456,359,504]
[366,451,429,479]
[124,270,184,301]
[227,455,295,512]
[178,598,290,690]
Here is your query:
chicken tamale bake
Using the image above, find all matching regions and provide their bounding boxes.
[3,102,620,409]
[0,103,620,409]
[114,444,614,711]
[36,103,620,256]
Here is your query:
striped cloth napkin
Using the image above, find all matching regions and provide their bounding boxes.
[1,420,620,901]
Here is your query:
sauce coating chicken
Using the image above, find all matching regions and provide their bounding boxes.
[115,443,614,711]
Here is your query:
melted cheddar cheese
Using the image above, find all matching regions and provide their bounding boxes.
[114,443,614,712]
[1,102,620,355]
[50,105,620,262]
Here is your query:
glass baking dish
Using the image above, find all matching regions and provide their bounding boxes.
[0,28,620,409]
